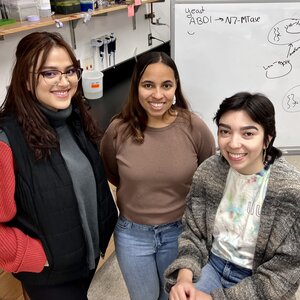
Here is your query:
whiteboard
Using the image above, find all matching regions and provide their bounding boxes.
[171,0,300,153]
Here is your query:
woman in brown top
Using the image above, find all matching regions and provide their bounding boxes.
[100,51,215,300]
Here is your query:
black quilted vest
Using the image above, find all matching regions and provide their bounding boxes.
[1,106,118,285]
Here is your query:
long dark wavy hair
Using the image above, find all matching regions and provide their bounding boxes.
[0,31,102,160]
[113,51,191,143]
[214,92,282,164]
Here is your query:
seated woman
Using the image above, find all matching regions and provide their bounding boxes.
[164,92,300,300]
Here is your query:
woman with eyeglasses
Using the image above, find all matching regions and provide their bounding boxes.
[0,31,118,300]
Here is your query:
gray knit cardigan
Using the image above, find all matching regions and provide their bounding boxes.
[165,154,300,300]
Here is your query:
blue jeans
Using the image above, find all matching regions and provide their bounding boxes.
[195,252,252,294]
[114,216,183,300]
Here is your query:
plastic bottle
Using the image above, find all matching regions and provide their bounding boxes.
[80,0,94,12]
[37,0,51,17]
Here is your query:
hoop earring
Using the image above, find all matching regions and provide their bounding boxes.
[172,95,176,105]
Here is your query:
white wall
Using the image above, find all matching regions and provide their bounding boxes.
[0,0,170,106]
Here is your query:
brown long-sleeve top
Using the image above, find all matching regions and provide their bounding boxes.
[100,113,215,225]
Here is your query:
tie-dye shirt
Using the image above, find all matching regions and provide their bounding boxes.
[212,166,271,269]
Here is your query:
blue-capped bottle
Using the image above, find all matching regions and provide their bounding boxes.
[80,0,94,11]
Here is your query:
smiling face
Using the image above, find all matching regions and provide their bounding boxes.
[138,62,177,127]
[32,46,78,111]
[218,110,268,175]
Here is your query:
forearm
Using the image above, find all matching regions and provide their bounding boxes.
[0,141,47,273]
[0,141,16,221]
[165,232,208,293]
[165,192,210,292]
[177,268,194,283]
[0,224,46,273]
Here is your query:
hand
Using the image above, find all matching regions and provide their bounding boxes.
[44,260,49,267]
[195,290,213,300]
[169,280,197,300]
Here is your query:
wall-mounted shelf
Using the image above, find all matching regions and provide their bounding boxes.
[0,0,156,40]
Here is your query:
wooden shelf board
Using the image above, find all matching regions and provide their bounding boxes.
[0,0,157,37]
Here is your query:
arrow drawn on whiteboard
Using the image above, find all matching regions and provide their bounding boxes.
[215,17,224,22]
[187,31,195,35]
[283,86,300,112]
[287,42,300,58]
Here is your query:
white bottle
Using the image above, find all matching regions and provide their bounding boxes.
[37,0,51,17]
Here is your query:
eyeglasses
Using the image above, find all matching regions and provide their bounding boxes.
[36,67,82,86]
